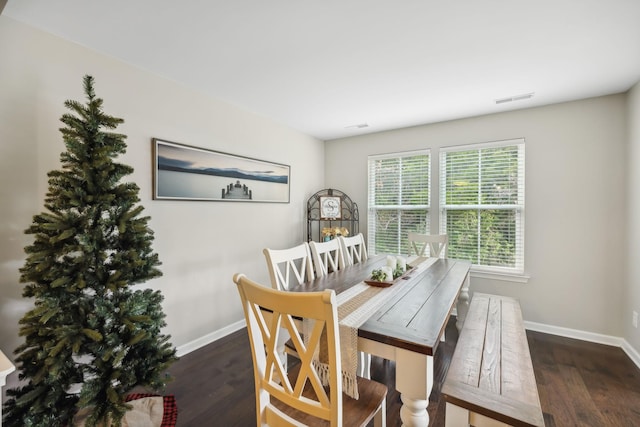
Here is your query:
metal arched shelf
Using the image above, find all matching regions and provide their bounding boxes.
[306,188,359,242]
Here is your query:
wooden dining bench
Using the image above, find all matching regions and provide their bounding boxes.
[441,293,545,427]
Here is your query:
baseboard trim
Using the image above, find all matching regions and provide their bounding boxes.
[524,321,623,347]
[622,339,640,369]
[524,320,640,370]
[175,319,246,357]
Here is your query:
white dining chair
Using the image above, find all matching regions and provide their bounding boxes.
[263,242,315,366]
[263,242,315,291]
[309,239,345,276]
[309,238,372,378]
[338,233,368,266]
[234,273,387,427]
[408,232,448,258]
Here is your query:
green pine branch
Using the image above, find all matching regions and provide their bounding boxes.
[3,75,177,427]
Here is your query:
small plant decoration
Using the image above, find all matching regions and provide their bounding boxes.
[321,227,349,241]
[3,76,177,427]
[370,269,388,282]
[393,265,404,279]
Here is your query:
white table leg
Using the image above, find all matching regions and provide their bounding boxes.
[276,329,289,372]
[400,395,429,427]
[357,351,371,379]
[456,273,471,331]
[395,348,433,427]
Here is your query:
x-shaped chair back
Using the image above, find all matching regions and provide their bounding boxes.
[338,233,368,266]
[309,239,345,276]
[408,232,448,258]
[263,243,315,291]
[234,273,341,425]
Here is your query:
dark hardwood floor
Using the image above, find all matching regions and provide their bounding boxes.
[158,317,640,426]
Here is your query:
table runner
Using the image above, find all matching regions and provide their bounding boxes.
[308,256,437,399]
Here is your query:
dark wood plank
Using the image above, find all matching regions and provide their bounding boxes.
[528,330,640,427]
[406,262,467,336]
[290,255,471,356]
[359,259,470,355]
[160,330,258,426]
[152,316,640,426]
[375,261,452,327]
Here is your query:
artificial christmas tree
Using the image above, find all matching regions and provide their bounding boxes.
[3,76,177,427]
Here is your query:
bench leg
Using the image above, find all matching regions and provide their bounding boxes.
[396,349,433,426]
[446,402,469,426]
[446,402,512,427]
[469,412,512,427]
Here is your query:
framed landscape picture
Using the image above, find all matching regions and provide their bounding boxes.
[152,139,290,203]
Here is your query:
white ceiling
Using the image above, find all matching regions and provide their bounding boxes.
[4,0,640,140]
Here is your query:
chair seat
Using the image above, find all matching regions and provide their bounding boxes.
[273,364,388,427]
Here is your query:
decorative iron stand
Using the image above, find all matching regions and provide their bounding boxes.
[306,188,359,242]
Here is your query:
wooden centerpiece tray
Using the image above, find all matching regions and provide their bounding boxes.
[364,267,415,288]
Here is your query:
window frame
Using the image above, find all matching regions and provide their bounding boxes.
[439,138,525,275]
[367,149,431,256]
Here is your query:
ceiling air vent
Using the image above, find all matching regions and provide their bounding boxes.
[495,92,535,104]
[344,123,369,129]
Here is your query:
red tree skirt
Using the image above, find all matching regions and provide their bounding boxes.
[125,393,178,427]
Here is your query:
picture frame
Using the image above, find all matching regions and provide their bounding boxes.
[320,196,342,219]
[152,138,290,203]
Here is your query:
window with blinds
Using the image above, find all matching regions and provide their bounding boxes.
[368,150,430,255]
[439,139,525,273]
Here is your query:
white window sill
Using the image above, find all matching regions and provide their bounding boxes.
[470,269,530,283]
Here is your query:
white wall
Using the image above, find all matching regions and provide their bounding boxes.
[0,16,324,370]
[326,95,628,339]
[626,81,640,351]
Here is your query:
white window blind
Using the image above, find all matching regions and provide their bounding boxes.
[439,139,525,273]
[368,150,430,255]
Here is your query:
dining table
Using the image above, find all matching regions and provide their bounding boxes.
[289,254,471,427]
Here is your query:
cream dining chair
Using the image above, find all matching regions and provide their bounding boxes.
[234,273,387,427]
[408,232,448,258]
[309,239,345,276]
[338,233,368,266]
